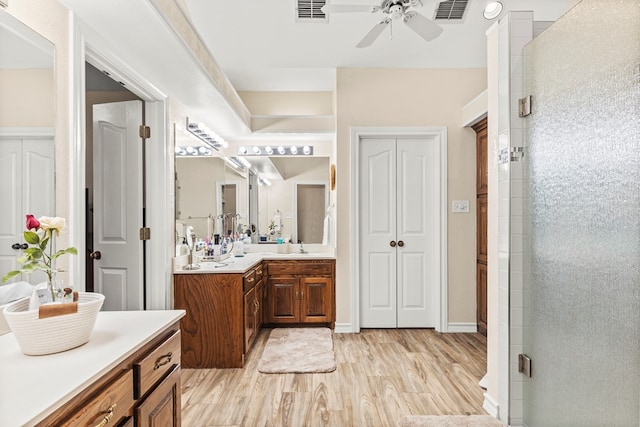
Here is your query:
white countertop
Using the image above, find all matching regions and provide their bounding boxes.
[174,251,336,274]
[0,309,185,426]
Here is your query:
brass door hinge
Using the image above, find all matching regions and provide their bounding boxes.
[139,227,151,241]
[139,125,151,139]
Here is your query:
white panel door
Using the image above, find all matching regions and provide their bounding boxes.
[360,138,397,327]
[396,138,437,327]
[0,138,53,285]
[359,136,438,328]
[93,101,144,311]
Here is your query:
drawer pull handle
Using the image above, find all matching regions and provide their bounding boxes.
[154,352,173,370]
[94,404,116,427]
[245,277,254,283]
[256,270,262,275]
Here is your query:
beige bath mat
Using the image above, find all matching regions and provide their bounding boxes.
[397,415,505,427]
[258,328,336,373]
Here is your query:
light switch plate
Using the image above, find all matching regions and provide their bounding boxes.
[452,200,470,213]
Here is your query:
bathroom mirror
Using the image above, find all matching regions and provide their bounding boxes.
[249,156,329,244]
[174,124,248,247]
[0,11,55,285]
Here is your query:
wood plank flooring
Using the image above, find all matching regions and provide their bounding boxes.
[181,328,487,427]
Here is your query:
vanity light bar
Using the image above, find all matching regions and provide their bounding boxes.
[175,145,213,156]
[258,176,272,186]
[224,156,252,170]
[237,145,313,156]
[186,118,229,150]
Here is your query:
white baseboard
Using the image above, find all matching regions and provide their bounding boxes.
[447,322,478,333]
[333,323,353,333]
[483,392,499,418]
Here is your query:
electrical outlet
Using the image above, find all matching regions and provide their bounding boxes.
[452,200,470,213]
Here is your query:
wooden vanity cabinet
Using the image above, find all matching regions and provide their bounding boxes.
[40,325,182,427]
[265,260,335,327]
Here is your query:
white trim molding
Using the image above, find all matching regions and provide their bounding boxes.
[349,126,448,333]
[0,128,54,138]
[69,14,171,309]
[333,323,352,334]
[483,392,500,418]
[447,322,478,333]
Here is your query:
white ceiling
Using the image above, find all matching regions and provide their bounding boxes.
[182,0,575,92]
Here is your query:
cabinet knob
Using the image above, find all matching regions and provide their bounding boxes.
[390,241,396,247]
[397,240,404,247]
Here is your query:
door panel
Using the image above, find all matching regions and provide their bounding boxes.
[0,141,20,281]
[93,101,143,311]
[300,277,332,323]
[397,138,437,327]
[360,138,397,327]
[0,138,53,285]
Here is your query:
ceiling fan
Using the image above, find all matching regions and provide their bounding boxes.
[321,0,443,48]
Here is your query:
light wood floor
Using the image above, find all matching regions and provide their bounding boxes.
[181,328,487,427]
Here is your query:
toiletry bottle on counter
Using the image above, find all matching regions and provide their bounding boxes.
[220,238,228,255]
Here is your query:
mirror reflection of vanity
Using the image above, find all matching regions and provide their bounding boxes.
[174,124,330,248]
[0,10,55,285]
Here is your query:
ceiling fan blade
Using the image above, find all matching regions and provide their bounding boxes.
[321,4,380,14]
[403,11,443,42]
[356,20,390,48]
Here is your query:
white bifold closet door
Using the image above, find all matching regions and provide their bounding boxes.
[359,137,439,328]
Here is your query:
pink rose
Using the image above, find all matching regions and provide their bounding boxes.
[25,214,40,231]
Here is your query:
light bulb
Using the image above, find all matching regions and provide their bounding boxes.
[483,1,503,19]
[277,146,286,155]
[253,146,261,154]
[290,146,298,154]
[303,146,311,155]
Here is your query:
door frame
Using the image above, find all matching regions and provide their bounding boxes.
[350,126,448,333]
[69,21,171,310]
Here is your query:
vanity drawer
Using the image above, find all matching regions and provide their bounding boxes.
[243,269,257,293]
[267,261,333,276]
[255,263,264,282]
[134,330,181,399]
[62,369,133,427]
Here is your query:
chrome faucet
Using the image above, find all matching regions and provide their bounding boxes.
[298,242,307,254]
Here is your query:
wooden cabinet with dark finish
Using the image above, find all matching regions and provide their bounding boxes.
[265,260,335,327]
[39,324,182,426]
[473,117,488,337]
[174,273,244,368]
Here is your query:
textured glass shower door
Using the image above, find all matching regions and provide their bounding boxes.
[522,0,639,425]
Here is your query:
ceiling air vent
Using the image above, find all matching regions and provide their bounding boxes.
[434,0,469,21]
[296,0,327,22]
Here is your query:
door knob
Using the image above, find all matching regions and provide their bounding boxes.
[90,251,102,260]
[397,240,405,247]
[11,243,28,250]
[390,241,397,247]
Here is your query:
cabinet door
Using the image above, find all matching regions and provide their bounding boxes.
[136,365,181,427]
[299,277,333,323]
[266,276,299,323]
[244,286,256,352]
[256,279,264,331]
[476,262,488,336]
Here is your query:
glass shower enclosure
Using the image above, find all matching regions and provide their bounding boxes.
[522,0,639,425]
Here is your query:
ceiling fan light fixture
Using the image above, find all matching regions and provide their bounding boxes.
[483,1,503,20]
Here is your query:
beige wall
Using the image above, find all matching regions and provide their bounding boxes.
[0,69,53,127]
[335,67,487,326]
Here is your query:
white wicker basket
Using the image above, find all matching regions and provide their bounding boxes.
[3,292,105,356]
